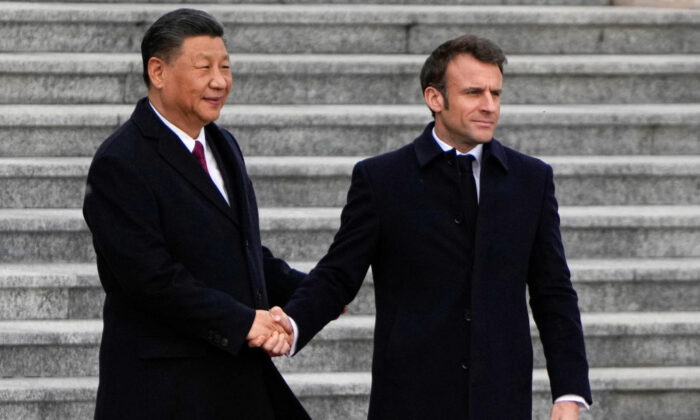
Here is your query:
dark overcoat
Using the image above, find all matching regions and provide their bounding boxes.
[83,98,309,420]
[285,122,592,419]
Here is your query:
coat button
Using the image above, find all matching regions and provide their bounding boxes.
[256,289,263,300]
[464,310,472,322]
[454,217,462,224]
[221,338,229,347]
[244,240,250,248]
[461,363,469,371]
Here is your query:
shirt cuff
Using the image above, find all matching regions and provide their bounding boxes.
[286,315,300,356]
[554,394,590,410]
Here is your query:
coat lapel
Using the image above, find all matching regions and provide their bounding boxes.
[131,98,239,226]
[214,128,253,237]
[474,139,510,247]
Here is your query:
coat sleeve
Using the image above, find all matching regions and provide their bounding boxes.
[262,245,306,308]
[83,154,256,355]
[527,164,592,405]
[284,162,380,350]
[219,127,306,308]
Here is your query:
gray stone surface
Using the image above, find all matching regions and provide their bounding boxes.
[2,313,699,377]
[1,104,698,157]
[298,258,700,314]
[0,288,69,321]
[0,264,102,320]
[0,346,98,378]
[3,53,700,104]
[0,258,698,320]
[1,5,697,53]
[1,207,700,262]
[1,367,700,419]
[0,286,103,320]
[16,0,610,4]
[0,0,698,417]
[3,155,699,208]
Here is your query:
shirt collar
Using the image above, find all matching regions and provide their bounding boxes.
[149,101,206,152]
[432,127,483,164]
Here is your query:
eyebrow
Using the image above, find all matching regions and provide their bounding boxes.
[462,86,502,95]
[195,53,230,60]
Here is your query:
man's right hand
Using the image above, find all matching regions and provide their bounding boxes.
[246,309,288,348]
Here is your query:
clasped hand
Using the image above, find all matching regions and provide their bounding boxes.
[246,306,294,357]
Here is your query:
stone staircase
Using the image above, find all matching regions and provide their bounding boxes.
[0,1,699,419]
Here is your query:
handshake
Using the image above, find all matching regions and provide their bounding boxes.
[246,306,294,357]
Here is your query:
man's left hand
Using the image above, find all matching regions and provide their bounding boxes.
[550,401,579,420]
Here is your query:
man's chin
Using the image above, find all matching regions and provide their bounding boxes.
[475,137,494,144]
[199,111,222,125]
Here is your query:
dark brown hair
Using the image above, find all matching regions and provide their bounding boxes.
[420,35,507,115]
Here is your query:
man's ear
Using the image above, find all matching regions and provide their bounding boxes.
[147,57,167,89]
[424,86,444,115]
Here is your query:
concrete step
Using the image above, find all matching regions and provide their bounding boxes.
[277,312,700,372]
[1,206,700,262]
[15,0,610,5]
[0,264,101,320]
[0,377,95,420]
[296,258,700,315]
[1,4,697,54]
[616,0,700,8]
[237,155,700,207]
[0,209,93,263]
[0,158,87,209]
[2,258,699,321]
[2,155,699,208]
[0,320,101,378]
[568,258,700,312]
[1,313,698,378]
[2,104,698,158]
[2,53,699,105]
[1,368,699,419]
[296,367,700,420]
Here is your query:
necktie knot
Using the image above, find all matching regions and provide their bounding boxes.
[192,141,209,174]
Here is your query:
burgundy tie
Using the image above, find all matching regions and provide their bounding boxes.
[192,141,209,174]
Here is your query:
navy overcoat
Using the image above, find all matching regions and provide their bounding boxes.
[285,122,592,419]
[83,98,309,420]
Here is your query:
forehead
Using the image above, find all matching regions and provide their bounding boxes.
[178,35,229,58]
[445,54,502,87]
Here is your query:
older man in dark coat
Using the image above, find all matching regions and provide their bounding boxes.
[83,9,309,420]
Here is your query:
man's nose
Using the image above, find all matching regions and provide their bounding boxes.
[210,68,230,89]
[480,92,497,113]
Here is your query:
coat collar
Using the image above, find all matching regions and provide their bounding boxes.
[413,121,509,173]
[130,97,239,226]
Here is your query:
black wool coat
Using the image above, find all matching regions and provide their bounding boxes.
[285,122,592,419]
[83,98,309,420]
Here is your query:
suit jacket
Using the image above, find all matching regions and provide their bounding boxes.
[284,122,592,419]
[83,98,310,420]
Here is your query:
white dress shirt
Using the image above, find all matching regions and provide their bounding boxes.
[432,128,483,202]
[149,102,230,205]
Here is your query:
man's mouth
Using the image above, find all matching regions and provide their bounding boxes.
[472,120,495,128]
[203,97,223,106]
